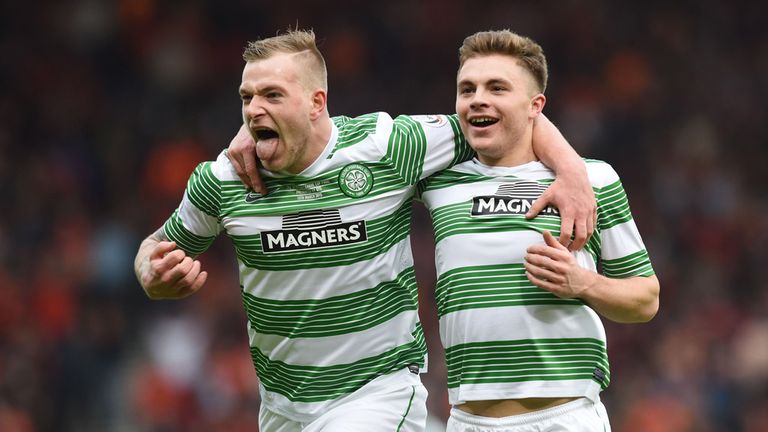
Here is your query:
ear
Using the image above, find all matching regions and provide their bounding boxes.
[309,89,327,120]
[529,93,546,118]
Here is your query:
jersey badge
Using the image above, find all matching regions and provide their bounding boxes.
[338,163,374,198]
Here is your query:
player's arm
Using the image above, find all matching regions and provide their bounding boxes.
[527,114,596,251]
[524,231,659,323]
[226,124,267,194]
[134,227,208,300]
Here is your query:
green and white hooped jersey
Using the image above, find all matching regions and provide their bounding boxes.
[163,112,472,422]
[418,158,654,405]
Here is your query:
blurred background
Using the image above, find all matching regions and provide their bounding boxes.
[1,0,767,430]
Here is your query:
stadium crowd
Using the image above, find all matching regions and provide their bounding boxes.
[1,0,767,430]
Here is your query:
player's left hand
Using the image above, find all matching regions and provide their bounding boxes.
[524,230,596,299]
[526,171,596,251]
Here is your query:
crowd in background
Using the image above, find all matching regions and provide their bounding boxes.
[1,0,767,430]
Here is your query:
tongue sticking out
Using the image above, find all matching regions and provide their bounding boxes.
[254,128,279,161]
[256,138,278,161]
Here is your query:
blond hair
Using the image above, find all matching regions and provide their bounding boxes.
[459,30,548,93]
[243,29,328,91]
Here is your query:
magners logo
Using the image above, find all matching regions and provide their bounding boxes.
[471,181,559,217]
[260,209,368,253]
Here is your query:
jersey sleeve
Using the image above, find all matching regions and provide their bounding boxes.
[384,114,474,185]
[592,162,655,278]
[162,158,223,256]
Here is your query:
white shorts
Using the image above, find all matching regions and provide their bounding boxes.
[259,367,428,432]
[446,398,611,432]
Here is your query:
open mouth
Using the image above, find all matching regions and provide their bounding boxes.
[252,127,280,161]
[469,117,499,128]
[255,127,279,140]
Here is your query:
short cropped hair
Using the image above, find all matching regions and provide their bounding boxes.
[459,30,548,93]
[243,29,328,91]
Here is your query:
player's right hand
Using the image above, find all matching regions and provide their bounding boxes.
[139,241,208,299]
[227,124,267,195]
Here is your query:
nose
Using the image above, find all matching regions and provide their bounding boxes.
[243,98,266,122]
[469,89,489,110]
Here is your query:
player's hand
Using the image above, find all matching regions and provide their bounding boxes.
[524,230,596,299]
[525,172,596,251]
[138,241,208,299]
[227,124,267,195]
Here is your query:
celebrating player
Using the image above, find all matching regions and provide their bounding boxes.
[135,29,595,431]
[417,30,659,431]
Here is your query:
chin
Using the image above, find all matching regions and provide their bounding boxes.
[260,160,282,172]
[469,140,494,153]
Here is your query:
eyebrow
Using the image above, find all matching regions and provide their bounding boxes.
[239,84,287,96]
[457,77,512,87]
[485,78,512,87]
[257,85,286,94]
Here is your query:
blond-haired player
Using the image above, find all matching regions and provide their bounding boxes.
[418,30,659,431]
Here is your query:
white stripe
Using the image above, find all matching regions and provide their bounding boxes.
[436,231,545,273]
[178,193,221,237]
[239,237,413,301]
[601,219,646,260]
[249,309,422,366]
[423,180,501,209]
[439,305,606,350]
[584,160,618,187]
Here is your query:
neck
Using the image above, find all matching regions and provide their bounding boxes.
[290,113,332,174]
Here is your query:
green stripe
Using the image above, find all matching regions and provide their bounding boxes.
[602,249,655,277]
[584,228,602,264]
[328,113,380,158]
[218,163,408,217]
[186,162,221,218]
[420,170,496,193]
[163,211,216,256]
[242,267,418,338]
[596,180,632,230]
[252,327,426,403]
[387,116,427,185]
[445,338,610,390]
[447,114,474,167]
[436,264,581,317]
[231,199,412,271]
[332,115,351,128]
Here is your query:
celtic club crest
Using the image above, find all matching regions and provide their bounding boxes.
[338,163,374,198]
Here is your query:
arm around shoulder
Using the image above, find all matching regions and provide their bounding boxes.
[529,115,596,250]
[531,114,586,179]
